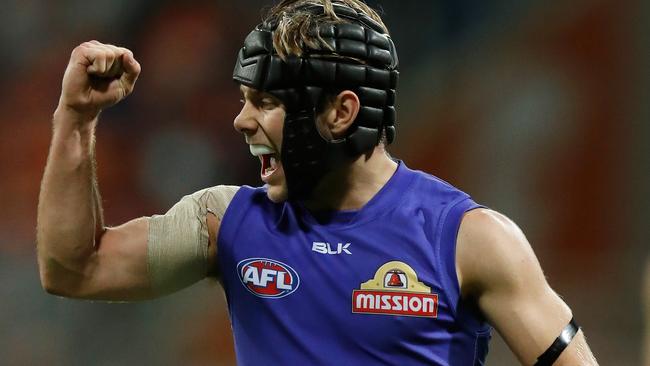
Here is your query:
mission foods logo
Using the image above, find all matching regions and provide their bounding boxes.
[237,258,300,298]
[352,261,438,317]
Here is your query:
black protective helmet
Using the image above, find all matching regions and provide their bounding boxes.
[233,1,398,199]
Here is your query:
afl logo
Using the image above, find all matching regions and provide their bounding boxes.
[237,258,300,298]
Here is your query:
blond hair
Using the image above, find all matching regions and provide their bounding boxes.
[265,0,388,60]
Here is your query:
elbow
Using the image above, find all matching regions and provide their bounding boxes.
[41,279,65,297]
[36,238,92,298]
[38,263,68,296]
[37,248,56,294]
[37,256,81,298]
[36,238,62,295]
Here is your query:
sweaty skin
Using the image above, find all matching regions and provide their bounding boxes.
[38,40,598,365]
[457,210,598,365]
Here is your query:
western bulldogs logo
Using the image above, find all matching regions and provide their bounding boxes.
[237,258,300,298]
[352,261,438,317]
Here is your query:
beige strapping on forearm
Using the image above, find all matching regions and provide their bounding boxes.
[147,185,239,295]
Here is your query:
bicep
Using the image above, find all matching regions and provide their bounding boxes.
[82,211,215,301]
[77,185,234,301]
[457,209,597,365]
[478,268,575,365]
[78,217,153,300]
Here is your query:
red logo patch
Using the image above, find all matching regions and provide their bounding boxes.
[237,258,300,298]
[352,261,438,318]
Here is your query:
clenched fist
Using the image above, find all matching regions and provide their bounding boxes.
[59,40,141,120]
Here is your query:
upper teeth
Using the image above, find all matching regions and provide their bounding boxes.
[249,144,275,157]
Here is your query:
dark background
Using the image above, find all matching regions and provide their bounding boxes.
[0,0,647,364]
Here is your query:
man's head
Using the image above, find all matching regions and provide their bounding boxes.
[233,0,398,201]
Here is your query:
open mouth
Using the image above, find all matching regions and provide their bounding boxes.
[261,153,279,178]
[250,144,281,180]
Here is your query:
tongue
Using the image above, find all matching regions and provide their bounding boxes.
[262,154,278,177]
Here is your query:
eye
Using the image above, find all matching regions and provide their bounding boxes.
[260,98,278,110]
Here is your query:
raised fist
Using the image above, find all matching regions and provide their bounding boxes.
[59,40,141,119]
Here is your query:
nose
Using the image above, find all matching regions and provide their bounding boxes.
[233,101,258,135]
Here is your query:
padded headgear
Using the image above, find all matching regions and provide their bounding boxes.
[233,2,398,199]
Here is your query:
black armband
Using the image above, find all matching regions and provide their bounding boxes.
[534,317,580,366]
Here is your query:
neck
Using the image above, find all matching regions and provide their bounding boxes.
[303,147,398,211]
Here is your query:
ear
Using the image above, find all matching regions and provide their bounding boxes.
[324,90,360,139]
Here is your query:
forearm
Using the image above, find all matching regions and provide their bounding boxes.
[37,107,104,287]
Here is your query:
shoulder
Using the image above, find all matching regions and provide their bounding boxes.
[457,208,526,247]
[456,208,541,297]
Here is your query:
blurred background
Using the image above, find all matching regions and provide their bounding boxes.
[0,0,647,364]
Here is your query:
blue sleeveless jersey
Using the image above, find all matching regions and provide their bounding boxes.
[217,162,491,365]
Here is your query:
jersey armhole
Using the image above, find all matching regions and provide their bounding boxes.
[216,185,256,255]
[435,196,484,319]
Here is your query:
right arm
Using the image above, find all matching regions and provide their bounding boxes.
[36,41,154,300]
[37,41,230,301]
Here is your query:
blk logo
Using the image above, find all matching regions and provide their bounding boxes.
[312,242,352,255]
